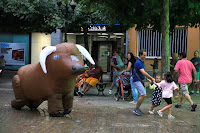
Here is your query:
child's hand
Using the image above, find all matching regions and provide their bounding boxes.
[153,82,158,86]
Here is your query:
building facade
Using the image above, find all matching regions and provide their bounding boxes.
[129,27,199,71]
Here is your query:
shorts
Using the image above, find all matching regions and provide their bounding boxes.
[163,98,172,104]
[112,71,119,85]
[179,83,191,96]
[133,81,146,96]
[192,72,199,80]
[86,77,99,87]
[197,72,200,80]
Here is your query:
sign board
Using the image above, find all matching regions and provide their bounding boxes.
[88,26,106,32]
[0,42,26,65]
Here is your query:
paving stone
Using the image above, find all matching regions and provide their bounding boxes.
[0,71,200,132]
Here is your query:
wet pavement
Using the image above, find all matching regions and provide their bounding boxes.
[0,70,200,133]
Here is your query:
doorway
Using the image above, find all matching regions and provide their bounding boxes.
[92,41,116,73]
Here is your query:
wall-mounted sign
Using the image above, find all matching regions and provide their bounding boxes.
[88,26,106,32]
[0,42,26,65]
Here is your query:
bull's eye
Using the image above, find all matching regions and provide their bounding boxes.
[53,55,59,60]
[71,55,79,61]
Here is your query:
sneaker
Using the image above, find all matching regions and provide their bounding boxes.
[114,93,119,101]
[148,110,154,115]
[109,90,112,95]
[133,108,143,116]
[168,115,175,119]
[189,91,194,95]
[191,104,197,112]
[157,110,163,117]
[175,104,182,108]
[138,108,144,114]
[77,91,84,97]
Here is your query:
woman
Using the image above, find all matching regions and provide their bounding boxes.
[124,52,138,104]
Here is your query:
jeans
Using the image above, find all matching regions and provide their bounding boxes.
[130,76,138,102]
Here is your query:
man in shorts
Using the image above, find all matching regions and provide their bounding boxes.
[132,50,155,115]
[78,62,103,96]
[190,51,200,94]
[173,52,197,111]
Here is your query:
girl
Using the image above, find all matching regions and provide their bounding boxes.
[148,75,162,114]
[156,72,178,119]
[124,52,138,104]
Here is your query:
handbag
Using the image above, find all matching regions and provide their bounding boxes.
[134,68,148,87]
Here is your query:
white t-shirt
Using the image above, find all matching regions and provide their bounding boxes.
[157,80,178,98]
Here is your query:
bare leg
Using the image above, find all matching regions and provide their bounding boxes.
[167,108,171,116]
[110,83,115,90]
[136,95,146,108]
[184,94,194,105]
[160,104,172,113]
[178,95,183,105]
[83,84,92,93]
[81,82,88,92]
[150,105,159,111]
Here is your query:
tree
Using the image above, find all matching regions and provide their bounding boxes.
[0,0,63,33]
[80,0,200,73]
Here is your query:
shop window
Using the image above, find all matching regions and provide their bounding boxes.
[137,28,187,58]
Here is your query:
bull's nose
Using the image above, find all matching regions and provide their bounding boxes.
[72,65,85,74]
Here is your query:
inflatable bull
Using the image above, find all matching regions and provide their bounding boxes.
[11,43,95,117]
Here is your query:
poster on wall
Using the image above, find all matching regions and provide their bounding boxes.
[0,42,26,65]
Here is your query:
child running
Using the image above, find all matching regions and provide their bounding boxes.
[151,72,178,119]
[148,75,162,114]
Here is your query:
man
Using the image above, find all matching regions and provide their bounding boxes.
[173,52,197,111]
[132,50,155,115]
[109,51,121,94]
[78,62,103,96]
[0,55,6,77]
[190,51,200,94]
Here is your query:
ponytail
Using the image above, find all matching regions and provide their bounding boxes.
[164,72,173,83]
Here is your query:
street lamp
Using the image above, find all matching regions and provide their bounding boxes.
[57,0,77,42]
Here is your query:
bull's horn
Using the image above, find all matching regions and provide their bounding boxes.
[76,44,95,65]
[39,46,56,74]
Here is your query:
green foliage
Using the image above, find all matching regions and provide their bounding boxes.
[1,0,200,33]
[83,0,200,31]
[0,0,64,33]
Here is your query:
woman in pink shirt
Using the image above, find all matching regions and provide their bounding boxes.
[156,72,178,119]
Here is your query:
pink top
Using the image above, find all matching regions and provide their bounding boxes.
[158,80,178,98]
[174,59,195,83]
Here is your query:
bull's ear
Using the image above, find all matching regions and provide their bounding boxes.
[76,44,95,65]
[39,46,56,74]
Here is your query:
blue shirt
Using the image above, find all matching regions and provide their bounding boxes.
[132,59,145,82]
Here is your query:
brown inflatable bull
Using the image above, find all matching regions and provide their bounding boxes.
[11,43,95,117]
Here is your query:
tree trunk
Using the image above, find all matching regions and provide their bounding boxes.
[83,25,89,51]
[160,0,170,74]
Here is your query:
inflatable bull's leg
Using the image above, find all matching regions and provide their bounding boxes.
[11,75,26,110]
[48,93,64,117]
[62,79,76,115]
[63,93,74,115]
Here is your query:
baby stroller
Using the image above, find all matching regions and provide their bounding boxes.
[114,71,131,101]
